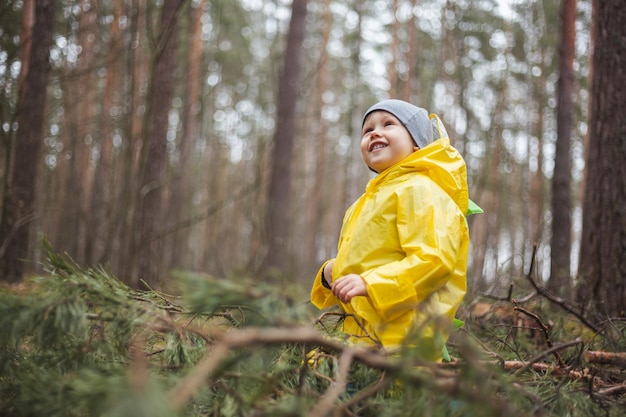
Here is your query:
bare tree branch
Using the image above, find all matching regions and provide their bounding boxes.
[521,243,600,333]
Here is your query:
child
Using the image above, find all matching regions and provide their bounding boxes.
[311,99,470,361]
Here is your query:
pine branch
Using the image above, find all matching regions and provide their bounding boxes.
[167,326,533,417]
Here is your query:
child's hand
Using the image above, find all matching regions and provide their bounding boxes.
[332,274,367,303]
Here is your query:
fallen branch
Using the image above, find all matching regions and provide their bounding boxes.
[597,383,626,396]
[503,361,588,380]
[512,338,583,375]
[167,326,528,416]
[584,351,626,367]
[168,327,392,411]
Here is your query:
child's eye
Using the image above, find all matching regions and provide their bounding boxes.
[385,117,399,126]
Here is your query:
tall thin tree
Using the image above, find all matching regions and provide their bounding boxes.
[303,0,332,280]
[167,0,205,271]
[265,0,309,277]
[136,0,186,286]
[549,0,576,297]
[387,0,399,97]
[87,0,124,266]
[0,0,56,281]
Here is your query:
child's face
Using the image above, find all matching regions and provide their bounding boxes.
[360,111,418,173]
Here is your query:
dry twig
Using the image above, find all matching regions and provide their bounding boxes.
[513,302,565,367]
[523,243,600,333]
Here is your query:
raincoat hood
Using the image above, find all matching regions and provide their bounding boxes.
[367,113,469,215]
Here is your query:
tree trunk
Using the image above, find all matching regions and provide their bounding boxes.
[265,0,309,277]
[1,0,34,235]
[549,0,576,297]
[528,48,547,251]
[303,0,331,281]
[387,0,399,97]
[402,0,418,102]
[578,0,626,317]
[116,0,148,282]
[469,78,505,288]
[136,0,185,286]
[0,0,56,281]
[168,0,205,271]
[87,0,123,266]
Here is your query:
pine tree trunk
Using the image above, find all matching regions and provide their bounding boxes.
[578,0,626,317]
[117,0,148,282]
[303,0,331,281]
[265,0,309,277]
[387,0,399,97]
[168,0,205,271]
[528,49,546,250]
[549,0,576,298]
[469,79,505,288]
[0,0,56,281]
[136,0,185,286]
[402,0,418,102]
[87,0,124,266]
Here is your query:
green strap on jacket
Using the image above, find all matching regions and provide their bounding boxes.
[442,318,465,361]
[467,198,483,215]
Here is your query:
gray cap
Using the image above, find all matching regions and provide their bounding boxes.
[362,99,434,149]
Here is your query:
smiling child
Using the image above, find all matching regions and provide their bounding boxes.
[311,99,470,361]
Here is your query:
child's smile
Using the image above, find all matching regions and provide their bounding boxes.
[369,140,388,152]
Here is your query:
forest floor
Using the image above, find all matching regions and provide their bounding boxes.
[1,251,625,417]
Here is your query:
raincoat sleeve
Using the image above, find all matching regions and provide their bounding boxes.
[360,177,468,321]
[311,203,358,309]
[311,259,336,309]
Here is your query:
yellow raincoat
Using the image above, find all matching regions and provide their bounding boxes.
[311,127,469,360]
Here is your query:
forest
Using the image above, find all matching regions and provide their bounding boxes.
[0,0,625,416]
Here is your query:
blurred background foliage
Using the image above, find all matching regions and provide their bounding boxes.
[0,0,593,294]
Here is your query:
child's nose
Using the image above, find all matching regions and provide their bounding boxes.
[371,126,383,137]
